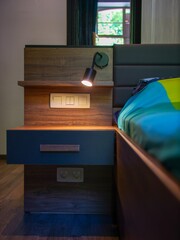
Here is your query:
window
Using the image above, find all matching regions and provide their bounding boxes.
[96,1,131,46]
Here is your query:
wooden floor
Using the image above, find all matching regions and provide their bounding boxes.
[0,160,119,240]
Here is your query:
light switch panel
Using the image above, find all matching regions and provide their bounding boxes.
[50,93,90,108]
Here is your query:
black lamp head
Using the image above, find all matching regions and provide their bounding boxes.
[81,52,109,87]
[81,68,97,87]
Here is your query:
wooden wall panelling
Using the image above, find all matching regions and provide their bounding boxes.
[24,47,113,83]
[24,86,113,126]
[23,46,113,126]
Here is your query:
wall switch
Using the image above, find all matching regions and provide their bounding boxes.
[50,93,90,108]
[57,167,84,182]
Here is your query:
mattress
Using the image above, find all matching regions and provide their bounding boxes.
[116,77,180,180]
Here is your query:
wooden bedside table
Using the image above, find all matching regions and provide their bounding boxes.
[6,46,115,214]
[7,126,115,213]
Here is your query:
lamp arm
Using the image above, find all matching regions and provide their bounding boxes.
[91,52,102,68]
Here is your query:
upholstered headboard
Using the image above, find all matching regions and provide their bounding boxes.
[113,44,180,109]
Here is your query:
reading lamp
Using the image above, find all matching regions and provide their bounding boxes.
[81,52,109,87]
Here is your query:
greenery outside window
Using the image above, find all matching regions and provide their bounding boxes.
[96,1,130,46]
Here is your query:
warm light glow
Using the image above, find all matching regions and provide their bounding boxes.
[81,80,93,87]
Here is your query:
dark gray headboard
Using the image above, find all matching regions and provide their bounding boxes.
[113,44,180,109]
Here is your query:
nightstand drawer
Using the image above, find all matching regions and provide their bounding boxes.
[7,130,114,165]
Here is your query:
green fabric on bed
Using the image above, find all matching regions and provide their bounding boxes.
[117,78,180,180]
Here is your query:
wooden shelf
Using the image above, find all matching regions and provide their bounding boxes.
[18,80,114,88]
[9,125,116,131]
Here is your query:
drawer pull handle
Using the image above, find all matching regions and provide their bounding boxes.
[40,144,80,152]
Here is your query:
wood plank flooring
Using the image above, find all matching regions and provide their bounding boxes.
[0,160,119,240]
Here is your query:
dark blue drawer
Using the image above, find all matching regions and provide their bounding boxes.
[7,130,114,165]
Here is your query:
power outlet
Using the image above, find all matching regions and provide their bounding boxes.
[57,167,84,182]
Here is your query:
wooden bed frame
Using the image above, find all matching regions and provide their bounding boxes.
[113,44,180,240]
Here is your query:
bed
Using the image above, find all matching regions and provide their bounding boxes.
[113,44,180,240]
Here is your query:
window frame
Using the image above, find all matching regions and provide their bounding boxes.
[96,1,131,45]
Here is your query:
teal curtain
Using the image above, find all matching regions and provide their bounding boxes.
[130,0,142,43]
[67,0,98,46]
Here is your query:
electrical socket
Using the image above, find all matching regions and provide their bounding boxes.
[57,167,84,182]
[50,93,90,108]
